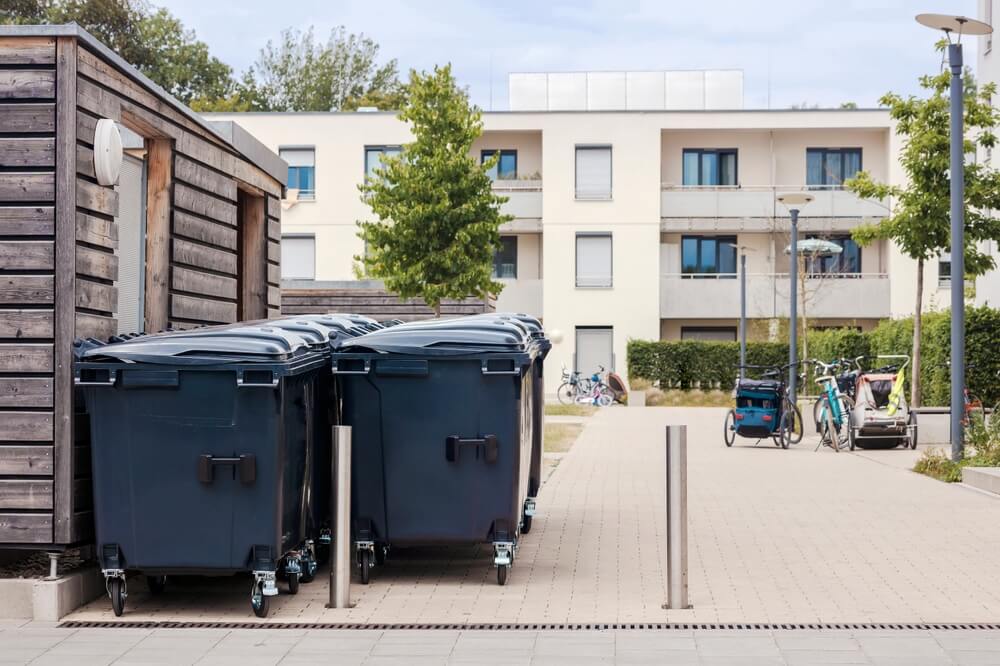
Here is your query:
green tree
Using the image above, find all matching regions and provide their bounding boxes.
[2,0,234,105]
[846,41,1000,406]
[250,26,403,112]
[357,65,511,316]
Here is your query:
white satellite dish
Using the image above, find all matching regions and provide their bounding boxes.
[93,119,123,187]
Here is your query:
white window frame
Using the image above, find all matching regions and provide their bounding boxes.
[575,145,612,200]
[280,146,316,201]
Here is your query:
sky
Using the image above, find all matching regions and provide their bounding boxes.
[159,0,980,110]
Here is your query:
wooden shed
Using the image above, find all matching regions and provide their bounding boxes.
[0,25,286,548]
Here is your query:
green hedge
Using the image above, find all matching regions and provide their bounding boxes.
[628,306,1000,405]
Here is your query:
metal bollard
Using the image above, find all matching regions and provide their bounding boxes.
[328,425,353,609]
[664,425,690,609]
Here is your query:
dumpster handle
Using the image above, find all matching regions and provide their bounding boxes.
[198,454,256,484]
[445,435,498,464]
[236,369,279,388]
[331,359,371,375]
[481,360,520,375]
[74,369,117,386]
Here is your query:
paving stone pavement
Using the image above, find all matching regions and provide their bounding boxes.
[65,407,1000,625]
[5,622,1000,664]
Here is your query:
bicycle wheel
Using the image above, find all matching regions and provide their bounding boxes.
[812,397,824,433]
[783,398,804,445]
[557,382,575,405]
[596,386,614,407]
[724,409,736,447]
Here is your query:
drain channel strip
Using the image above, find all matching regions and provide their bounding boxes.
[58,621,1000,631]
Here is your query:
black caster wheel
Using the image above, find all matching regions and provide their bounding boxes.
[109,577,126,617]
[287,571,300,595]
[497,564,509,586]
[521,513,533,534]
[374,545,387,566]
[146,576,166,595]
[299,557,316,584]
[251,582,269,618]
[359,550,372,585]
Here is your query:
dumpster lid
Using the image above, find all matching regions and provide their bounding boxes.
[81,325,324,365]
[283,314,375,338]
[337,325,532,356]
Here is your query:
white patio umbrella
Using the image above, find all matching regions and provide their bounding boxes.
[784,239,844,256]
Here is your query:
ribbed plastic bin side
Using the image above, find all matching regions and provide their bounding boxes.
[76,325,327,618]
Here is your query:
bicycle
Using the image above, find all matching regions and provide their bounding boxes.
[811,359,855,452]
[574,370,614,407]
[811,357,861,431]
[557,366,591,405]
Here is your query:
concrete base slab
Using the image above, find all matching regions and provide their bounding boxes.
[0,568,104,621]
[962,467,1000,495]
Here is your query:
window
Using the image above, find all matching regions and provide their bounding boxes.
[939,251,951,287]
[575,327,614,373]
[804,236,862,275]
[806,148,862,188]
[681,327,737,342]
[281,234,315,280]
[576,233,612,287]
[280,148,315,200]
[493,236,518,278]
[682,149,738,186]
[482,150,517,180]
[681,235,737,277]
[575,145,612,199]
[364,145,402,180]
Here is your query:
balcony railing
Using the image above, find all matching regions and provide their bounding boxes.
[660,272,890,320]
[493,179,543,219]
[660,185,888,219]
[495,278,543,317]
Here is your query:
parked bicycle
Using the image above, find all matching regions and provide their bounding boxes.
[557,365,614,407]
[812,359,855,452]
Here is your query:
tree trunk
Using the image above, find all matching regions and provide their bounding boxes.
[433,301,441,319]
[911,259,923,408]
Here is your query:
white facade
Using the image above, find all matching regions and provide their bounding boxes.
[206,107,942,385]
[978,0,1000,308]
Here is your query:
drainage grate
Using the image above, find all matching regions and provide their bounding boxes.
[57,621,1000,631]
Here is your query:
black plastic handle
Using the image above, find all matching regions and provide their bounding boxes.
[198,454,256,484]
[445,435,498,464]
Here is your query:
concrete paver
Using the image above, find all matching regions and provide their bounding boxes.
[63,406,1000,625]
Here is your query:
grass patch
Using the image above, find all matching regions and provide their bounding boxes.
[645,388,734,408]
[913,449,964,483]
[544,403,597,417]
[544,423,583,454]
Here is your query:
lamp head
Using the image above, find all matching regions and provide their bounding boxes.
[915,14,992,37]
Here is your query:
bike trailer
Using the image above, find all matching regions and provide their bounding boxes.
[331,319,537,585]
[733,378,782,438]
[76,325,329,617]
[849,356,916,448]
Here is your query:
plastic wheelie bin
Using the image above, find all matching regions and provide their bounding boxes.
[76,325,328,618]
[332,320,538,586]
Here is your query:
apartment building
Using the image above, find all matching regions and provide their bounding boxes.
[979,0,1000,307]
[207,71,954,384]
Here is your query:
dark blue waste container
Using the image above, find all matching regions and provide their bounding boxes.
[332,319,538,586]
[76,325,328,618]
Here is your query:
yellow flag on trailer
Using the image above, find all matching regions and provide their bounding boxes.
[886,367,906,416]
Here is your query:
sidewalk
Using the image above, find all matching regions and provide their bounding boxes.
[65,407,1000,625]
[6,621,1000,665]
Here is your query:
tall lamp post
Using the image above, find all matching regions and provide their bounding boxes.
[777,193,813,408]
[725,243,754,378]
[916,13,993,462]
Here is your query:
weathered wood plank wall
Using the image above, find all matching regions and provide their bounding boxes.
[281,287,496,322]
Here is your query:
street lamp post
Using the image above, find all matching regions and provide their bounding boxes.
[777,193,814,408]
[916,13,993,462]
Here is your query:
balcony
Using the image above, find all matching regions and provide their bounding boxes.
[660,186,888,226]
[660,272,891,320]
[495,278,543,318]
[493,180,542,221]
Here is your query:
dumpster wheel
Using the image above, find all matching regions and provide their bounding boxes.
[251,581,269,618]
[109,577,126,616]
[497,563,509,586]
[287,572,300,594]
[359,549,372,585]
